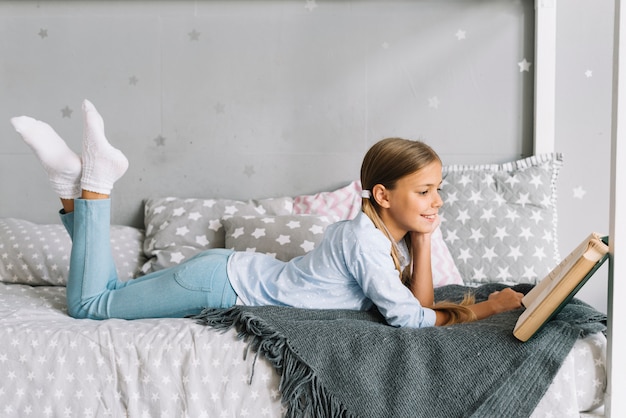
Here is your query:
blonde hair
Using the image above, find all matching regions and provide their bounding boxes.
[432,295,477,325]
[360,138,476,326]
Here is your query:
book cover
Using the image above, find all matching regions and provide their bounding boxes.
[513,233,609,342]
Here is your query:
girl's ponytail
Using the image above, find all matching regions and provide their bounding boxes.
[361,197,412,285]
[431,294,477,325]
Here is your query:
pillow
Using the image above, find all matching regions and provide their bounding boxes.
[223,215,338,261]
[0,218,146,286]
[430,226,464,287]
[293,181,463,287]
[142,196,293,273]
[293,180,363,220]
[439,154,563,286]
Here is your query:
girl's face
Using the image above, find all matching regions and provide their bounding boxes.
[378,161,443,242]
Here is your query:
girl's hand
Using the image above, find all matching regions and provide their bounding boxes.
[487,288,524,314]
[409,214,441,242]
[463,288,524,322]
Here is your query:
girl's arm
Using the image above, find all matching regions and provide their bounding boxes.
[408,231,435,307]
[433,288,524,326]
[408,217,524,326]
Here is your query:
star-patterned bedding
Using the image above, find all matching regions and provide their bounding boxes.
[0,283,284,417]
[0,154,609,416]
[0,283,607,417]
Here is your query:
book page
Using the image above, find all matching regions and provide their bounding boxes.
[522,233,603,308]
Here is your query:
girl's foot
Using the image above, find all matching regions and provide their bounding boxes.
[80,99,129,195]
[10,116,82,199]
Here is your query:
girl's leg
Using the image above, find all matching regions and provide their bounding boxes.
[15,100,237,320]
[109,247,237,319]
[63,198,119,317]
[68,100,236,319]
[65,198,237,319]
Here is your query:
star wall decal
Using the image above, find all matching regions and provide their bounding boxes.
[585,70,593,78]
[573,186,587,199]
[188,29,200,41]
[38,29,48,39]
[382,42,390,49]
[518,58,532,72]
[304,0,317,11]
[455,29,466,40]
[428,96,440,109]
[129,75,139,85]
[61,106,73,118]
[214,102,225,114]
[154,135,166,146]
[244,165,255,177]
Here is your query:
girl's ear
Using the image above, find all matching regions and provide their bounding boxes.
[372,184,391,208]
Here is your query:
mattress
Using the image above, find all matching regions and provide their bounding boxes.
[0,283,605,417]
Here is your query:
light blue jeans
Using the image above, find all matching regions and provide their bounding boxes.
[61,198,237,320]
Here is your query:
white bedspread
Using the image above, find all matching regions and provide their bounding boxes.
[0,284,283,417]
[0,283,605,417]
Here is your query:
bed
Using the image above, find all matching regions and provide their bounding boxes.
[1,0,623,416]
[0,154,609,417]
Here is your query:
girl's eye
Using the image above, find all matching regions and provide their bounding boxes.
[418,187,441,195]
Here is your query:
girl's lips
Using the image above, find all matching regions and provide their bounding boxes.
[422,214,437,222]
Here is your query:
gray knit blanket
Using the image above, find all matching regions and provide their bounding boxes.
[194,283,606,418]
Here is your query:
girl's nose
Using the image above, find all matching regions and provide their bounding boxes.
[433,192,443,208]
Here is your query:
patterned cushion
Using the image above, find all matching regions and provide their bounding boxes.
[430,226,464,287]
[142,196,293,273]
[293,181,363,220]
[293,181,463,287]
[223,215,338,261]
[0,218,146,285]
[439,154,563,286]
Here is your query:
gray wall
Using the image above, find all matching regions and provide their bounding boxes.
[0,0,615,312]
[555,0,614,313]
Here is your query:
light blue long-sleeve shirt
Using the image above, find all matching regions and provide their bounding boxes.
[226,211,436,328]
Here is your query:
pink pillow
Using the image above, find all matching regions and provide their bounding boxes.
[293,181,363,220]
[430,226,464,286]
[293,181,463,287]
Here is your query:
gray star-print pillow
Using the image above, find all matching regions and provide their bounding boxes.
[142,196,293,273]
[438,154,563,286]
[223,215,339,261]
[0,218,146,285]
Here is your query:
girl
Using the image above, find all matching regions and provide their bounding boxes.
[10,100,523,327]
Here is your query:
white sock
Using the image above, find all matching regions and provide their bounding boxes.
[80,99,129,195]
[10,116,82,199]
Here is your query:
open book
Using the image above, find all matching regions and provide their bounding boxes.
[513,233,609,342]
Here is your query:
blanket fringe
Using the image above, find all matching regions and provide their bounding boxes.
[194,307,352,418]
